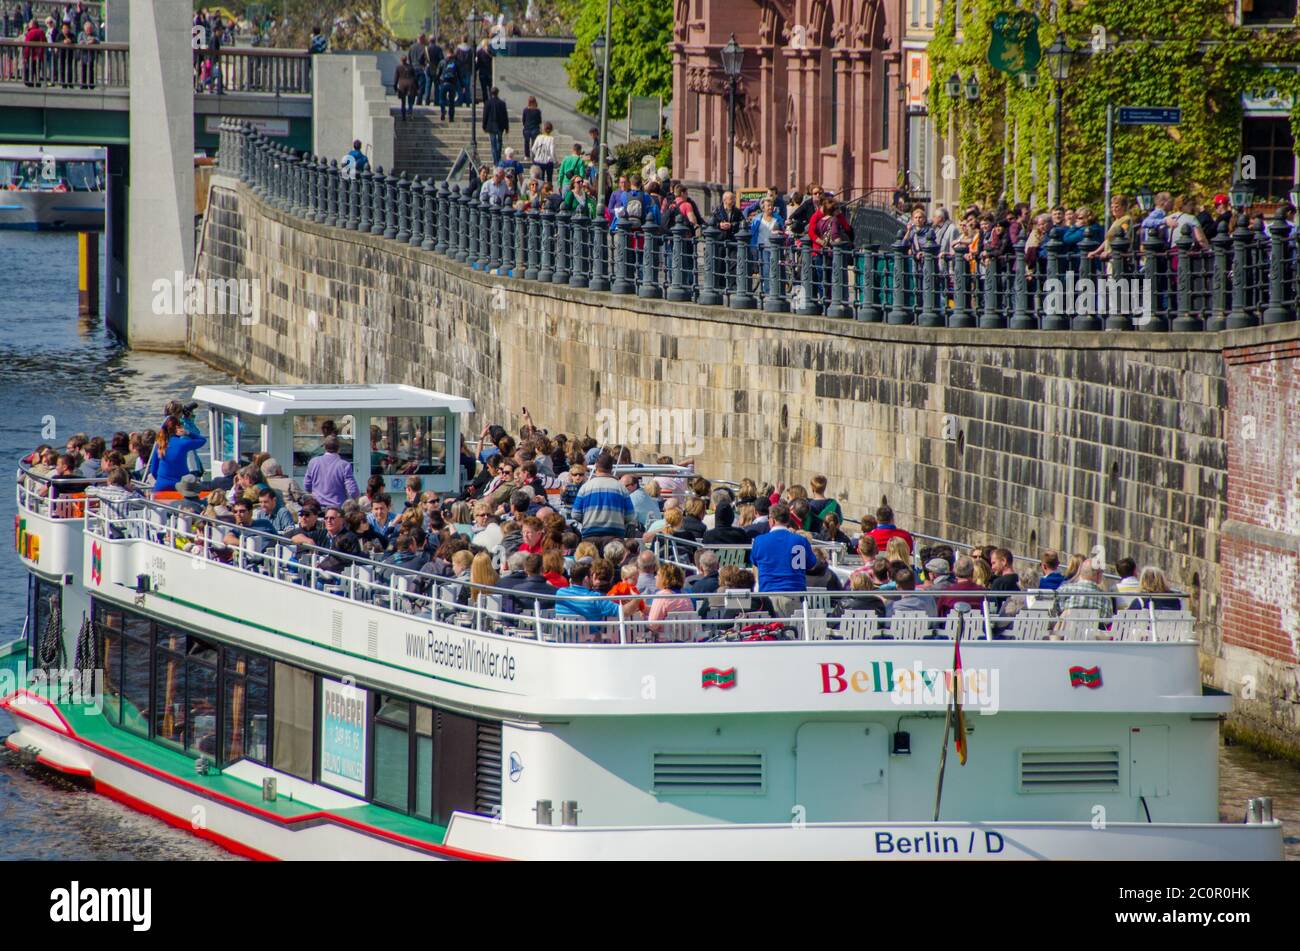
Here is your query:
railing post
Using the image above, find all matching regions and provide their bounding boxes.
[1141,226,1169,331]
[697,226,722,305]
[918,233,941,327]
[420,179,436,251]
[825,240,850,317]
[537,209,555,282]
[434,181,450,254]
[1263,207,1295,324]
[305,154,321,223]
[856,245,882,322]
[410,176,426,248]
[357,169,373,233]
[950,240,972,328]
[385,172,400,240]
[553,213,571,284]
[1105,233,1132,331]
[980,246,1002,329]
[727,235,752,310]
[639,225,663,299]
[1207,228,1231,332]
[523,210,540,280]
[1073,235,1102,331]
[453,187,469,263]
[1040,232,1068,330]
[569,211,590,287]
[466,193,482,266]
[482,203,498,272]
[667,222,690,301]
[324,159,340,228]
[588,220,610,292]
[1227,223,1257,330]
[1172,224,1202,332]
[369,165,386,236]
[796,242,822,315]
[479,195,493,270]
[886,237,911,324]
[611,227,636,295]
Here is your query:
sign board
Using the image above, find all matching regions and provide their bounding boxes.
[627,96,663,139]
[320,677,367,797]
[1117,107,1181,126]
[1241,88,1293,115]
[444,148,480,186]
[987,10,1041,75]
[737,188,766,215]
[906,51,929,109]
[204,117,289,138]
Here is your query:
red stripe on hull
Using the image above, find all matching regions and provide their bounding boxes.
[93,778,278,861]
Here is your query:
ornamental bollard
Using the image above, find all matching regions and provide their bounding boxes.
[588,222,610,292]
[466,194,482,267]
[639,225,663,299]
[410,176,426,248]
[523,210,540,281]
[611,226,636,295]
[1263,207,1296,325]
[1006,236,1030,330]
[345,166,360,230]
[666,222,690,302]
[950,241,972,328]
[731,235,756,310]
[325,160,340,229]
[1105,233,1133,331]
[1074,235,1103,331]
[433,181,449,254]
[796,242,821,316]
[369,166,386,236]
[855,246,883,322]
[886,238,911,324]
[917,234,941,327]
[420,179,435,250]
[357,169,372,233]
[1226,223,1256,330]
[395,173,412,244]
[384,172,400,240]
[1040,233,1069,331]
[980,247,1001,329]
[537,209,555,282]
[1207,228,1231,332]
[484,203,500,273]
[697,227,722,305]
[1171,225,1201,332]
[553,213,571,285]
[570,212,590,288]
[763,232,789,313]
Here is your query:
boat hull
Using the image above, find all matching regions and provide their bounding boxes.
[0,190,104,230]
[3,691,1282,862]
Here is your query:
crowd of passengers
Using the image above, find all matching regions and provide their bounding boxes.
[21,403,1184,638]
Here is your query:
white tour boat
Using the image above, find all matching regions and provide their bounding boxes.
[0,145,105,231]
[1,384,1284,860]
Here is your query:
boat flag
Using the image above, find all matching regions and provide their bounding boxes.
[701,667,737,689]
[952,639,968,765]
[1069,665,1103,689]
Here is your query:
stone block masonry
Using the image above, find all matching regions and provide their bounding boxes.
[192,176,1300,751]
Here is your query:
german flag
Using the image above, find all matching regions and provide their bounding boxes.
[952,639,968,765]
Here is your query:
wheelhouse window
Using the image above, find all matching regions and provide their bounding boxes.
[272,662,314,781]
[152,626,218,757]
[223,649,270,767]
[213,411,264,466]
[291,414,354,478]
[369,415,447,476]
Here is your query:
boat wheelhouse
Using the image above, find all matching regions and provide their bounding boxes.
[0,145,105,231]
[1,385,1285,861]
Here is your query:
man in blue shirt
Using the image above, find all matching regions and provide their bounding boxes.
[750,503,815,616]
[1038,550,1066,591]
[554,562,620,642]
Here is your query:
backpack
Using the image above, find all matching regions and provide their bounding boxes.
[623,192,645,226]
[440,58,458,85]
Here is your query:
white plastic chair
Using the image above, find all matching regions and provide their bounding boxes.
[715,546,748,568]
[802,608,831,641]
[1152,610,1195,642]
[888,610,930,640]
[660,610,699,642]
[1009,608,1053,640]
[1110,608,1152,641]
[1056,608,1104,640]
[838,610,880,640]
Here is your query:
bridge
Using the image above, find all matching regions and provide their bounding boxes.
[0,0,315,352]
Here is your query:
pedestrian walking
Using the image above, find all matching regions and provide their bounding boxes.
[530,120,555,186]
[522,95,542,160]
[483,86,509,166]
[394,55,418,120]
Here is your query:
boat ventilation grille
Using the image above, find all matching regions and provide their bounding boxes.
[331,611,343,649]
[475,720,503,816]
[652,750,766,796]
[366,620,378,658]
[1018,747,1121,794]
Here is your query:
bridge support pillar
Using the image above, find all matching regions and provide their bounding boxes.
[125,0,193,350]
[105,145,128,339]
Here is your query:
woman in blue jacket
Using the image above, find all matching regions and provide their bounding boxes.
[749,196,785,289]
[148,416,206,492]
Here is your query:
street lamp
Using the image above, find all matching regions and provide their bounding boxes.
[1018,70,1038,90]
[467,6,480,162]
[945,72,961,100]
[719,33,744,196]
[964,73,979,102]
[1044,32,1073,207]
[1289,182,1300,211]
[1136,186,1154,212]
[1229,176,1253,215]
[592,7,612,213]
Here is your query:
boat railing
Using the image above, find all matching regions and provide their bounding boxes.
[15,463,110,520]
[78,493,1195,646]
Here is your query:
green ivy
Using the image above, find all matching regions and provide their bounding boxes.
[926,1,1300,209]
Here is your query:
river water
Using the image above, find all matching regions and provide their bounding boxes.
[0,231,1295,860]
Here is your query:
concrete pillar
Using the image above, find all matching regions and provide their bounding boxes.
[127,0,193,350]
[105,144,128,339]
[78,232,100,317]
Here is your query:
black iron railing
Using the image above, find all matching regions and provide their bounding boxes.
[219,120,1297,331]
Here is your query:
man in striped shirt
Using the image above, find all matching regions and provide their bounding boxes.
[571,452,635,548]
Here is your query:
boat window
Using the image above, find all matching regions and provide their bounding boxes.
[121,635,151,738]
[64,161,103,191]
[154,638,186,751]
[28,576,62,668]
[272,663,314,781]
[187,662,218,759]
[223,648,271,767]
[373,694,411,812]
[213,412,263,466]
[291,414,354,478]
[415,706,433,821]
[369,415,447,476]
[94,602,122,726]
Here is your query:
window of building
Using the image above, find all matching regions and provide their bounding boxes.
[290,414,354,478]
[911,0,920,26]
[1242,116,1296,200]
[909,113,931,195]
[1241,0,1297,26]
[369,415,447,476]
[881,71,890,151]
[821,47,837,147]
[925,0,935,27]
[272,662,314,781]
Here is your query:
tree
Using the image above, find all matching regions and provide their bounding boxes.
[562,0,671,120]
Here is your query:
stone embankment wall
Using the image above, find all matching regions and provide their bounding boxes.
[192,177,1300,752]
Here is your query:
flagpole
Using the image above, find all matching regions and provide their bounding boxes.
[933,604,970,821]
[933,682,953,821]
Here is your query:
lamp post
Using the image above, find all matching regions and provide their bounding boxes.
[719,34,744,197]
[1045,32,1073,208]
[592,24,612,212]
[945,72,976,207]
[467,6,480,162]
[1136,185,1154,214]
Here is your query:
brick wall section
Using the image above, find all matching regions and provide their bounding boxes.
[192,180,1300,745]
[1222,339,1300,665]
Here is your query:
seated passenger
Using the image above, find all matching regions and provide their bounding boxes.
[702,502,749,546]
[1127,566,1183,612]
[646,564,694,638]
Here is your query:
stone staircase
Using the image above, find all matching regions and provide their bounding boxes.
[391,110,527,181]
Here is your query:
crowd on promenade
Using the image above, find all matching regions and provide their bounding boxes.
[20,403,1184,638]
[4,1,101,88]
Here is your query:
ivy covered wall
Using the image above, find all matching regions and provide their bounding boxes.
[926,1,1300,209]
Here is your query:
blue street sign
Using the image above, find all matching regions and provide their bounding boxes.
[1117,107,1181,126]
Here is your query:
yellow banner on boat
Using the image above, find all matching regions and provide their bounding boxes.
[383,0,432,41]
